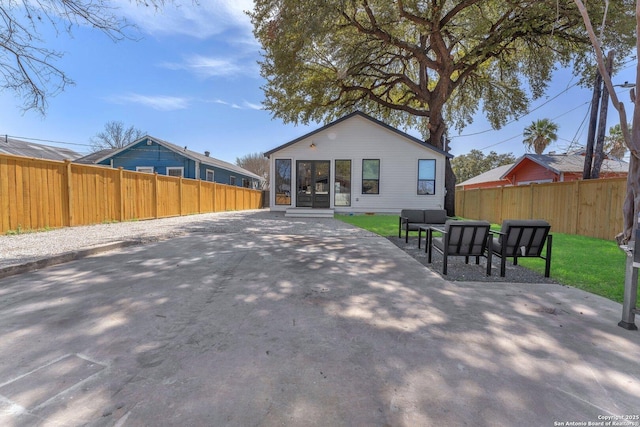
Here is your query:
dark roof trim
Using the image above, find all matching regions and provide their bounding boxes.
[264,111,452,158]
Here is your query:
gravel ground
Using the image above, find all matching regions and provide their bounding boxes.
[0,209,555,283]
[0,210,374,270]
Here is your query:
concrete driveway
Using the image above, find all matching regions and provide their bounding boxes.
[0,212,638,426]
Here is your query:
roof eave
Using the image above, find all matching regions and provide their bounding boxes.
[264,111,452,158]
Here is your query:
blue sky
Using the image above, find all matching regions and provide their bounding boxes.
[0,1,637,162]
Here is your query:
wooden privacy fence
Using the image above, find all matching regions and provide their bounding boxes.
[0,153,262,234]
[455,177,627,240]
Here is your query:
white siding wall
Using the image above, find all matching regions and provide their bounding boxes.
[269,115,447,214]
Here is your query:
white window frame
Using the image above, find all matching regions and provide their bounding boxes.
[136,166,154,173]
[362,159,380,195]
[230,176,236,185]
[518,179,553,185]
[167,167,184,178]
[205,169,215,182]
[417,159,436,195]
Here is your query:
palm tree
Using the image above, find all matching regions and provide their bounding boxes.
[523,119,559,154]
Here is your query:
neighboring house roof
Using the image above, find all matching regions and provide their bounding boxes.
[456,163,514,187]
[501,153,629,178]
[0,137,82,161]
[264,110,453,158]
[74,149,116,165]
[91,136,263,180]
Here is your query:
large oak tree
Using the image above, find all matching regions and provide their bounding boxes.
[251,0,635,213]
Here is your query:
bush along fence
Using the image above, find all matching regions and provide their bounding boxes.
[0,153,263,234]
[455,177,626,241]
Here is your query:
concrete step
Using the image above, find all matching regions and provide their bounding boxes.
[285,208,334,218]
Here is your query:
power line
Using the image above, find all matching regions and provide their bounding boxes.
[453,80,582,140]
[4,134,92,148]
[453,57,637,144]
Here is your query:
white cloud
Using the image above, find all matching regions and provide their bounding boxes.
[161,55,243,78]
[161,53,260,80]
[109,93,190,110]
[243,101,263,110]
[206,98,262,111]
[112,0,255,39]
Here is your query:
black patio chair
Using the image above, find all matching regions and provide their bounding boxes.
[491,219,552,277]
[427,220,493,276]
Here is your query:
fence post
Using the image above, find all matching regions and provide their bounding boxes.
[154,172,159,219]
[179,177,184,216]
[498,186,504,224]
[573,180,580,235]
[118,167,125,221]
[65,160,74,227]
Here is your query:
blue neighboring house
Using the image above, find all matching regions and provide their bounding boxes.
[79,136,263,189]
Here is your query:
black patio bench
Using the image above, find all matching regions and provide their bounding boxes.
[398,209,448,244]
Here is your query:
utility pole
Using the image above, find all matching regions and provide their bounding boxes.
[592,50,615,178]
[582,70,601,179]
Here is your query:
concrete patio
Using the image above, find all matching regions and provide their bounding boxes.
[0,212,638,426]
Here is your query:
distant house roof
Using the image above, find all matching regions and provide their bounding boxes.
[91,136,263,180]
[501,153,629,178]
[264,110,453,158]
[456,163,514,187]
[74,149,116,165]
[0,137,82,161]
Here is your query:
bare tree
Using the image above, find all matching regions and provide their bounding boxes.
[236,152,269,189]
[574,0,638,244]
[574,0,639,329]
[0,0,171,114]
[90,121,146,151]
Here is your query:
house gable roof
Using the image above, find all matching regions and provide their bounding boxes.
[264,111,452,158]
[501,153,628,178]
[0,137,82,161]
[91,136,262,180]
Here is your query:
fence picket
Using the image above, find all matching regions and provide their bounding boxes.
[456,178,626,240]
[0,153,262,234]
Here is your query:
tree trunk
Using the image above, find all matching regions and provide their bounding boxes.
[583,70,601,179]
[617,154,640,244]
[444,158,456,216]
[591,51,614,179]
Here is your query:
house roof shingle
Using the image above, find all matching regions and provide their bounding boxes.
[0,137,82,161]
[74,149,116,165]
[456,163,514,187]
[501,153,629,178]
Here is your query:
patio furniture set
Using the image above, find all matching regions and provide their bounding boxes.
[399,209,552,278]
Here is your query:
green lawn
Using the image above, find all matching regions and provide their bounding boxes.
[336,214,633,304]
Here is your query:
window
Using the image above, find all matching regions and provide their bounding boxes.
[418,159,436,195]
[205,169,215,182]
[242,178,250,188]
[275,159,292,205]
[167,167,184,178]
[334,159,351,206]
[136,166,154,173]
[362,159,380,194]
[230,176,236,186]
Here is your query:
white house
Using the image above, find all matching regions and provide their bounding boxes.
[264,111,451,216]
